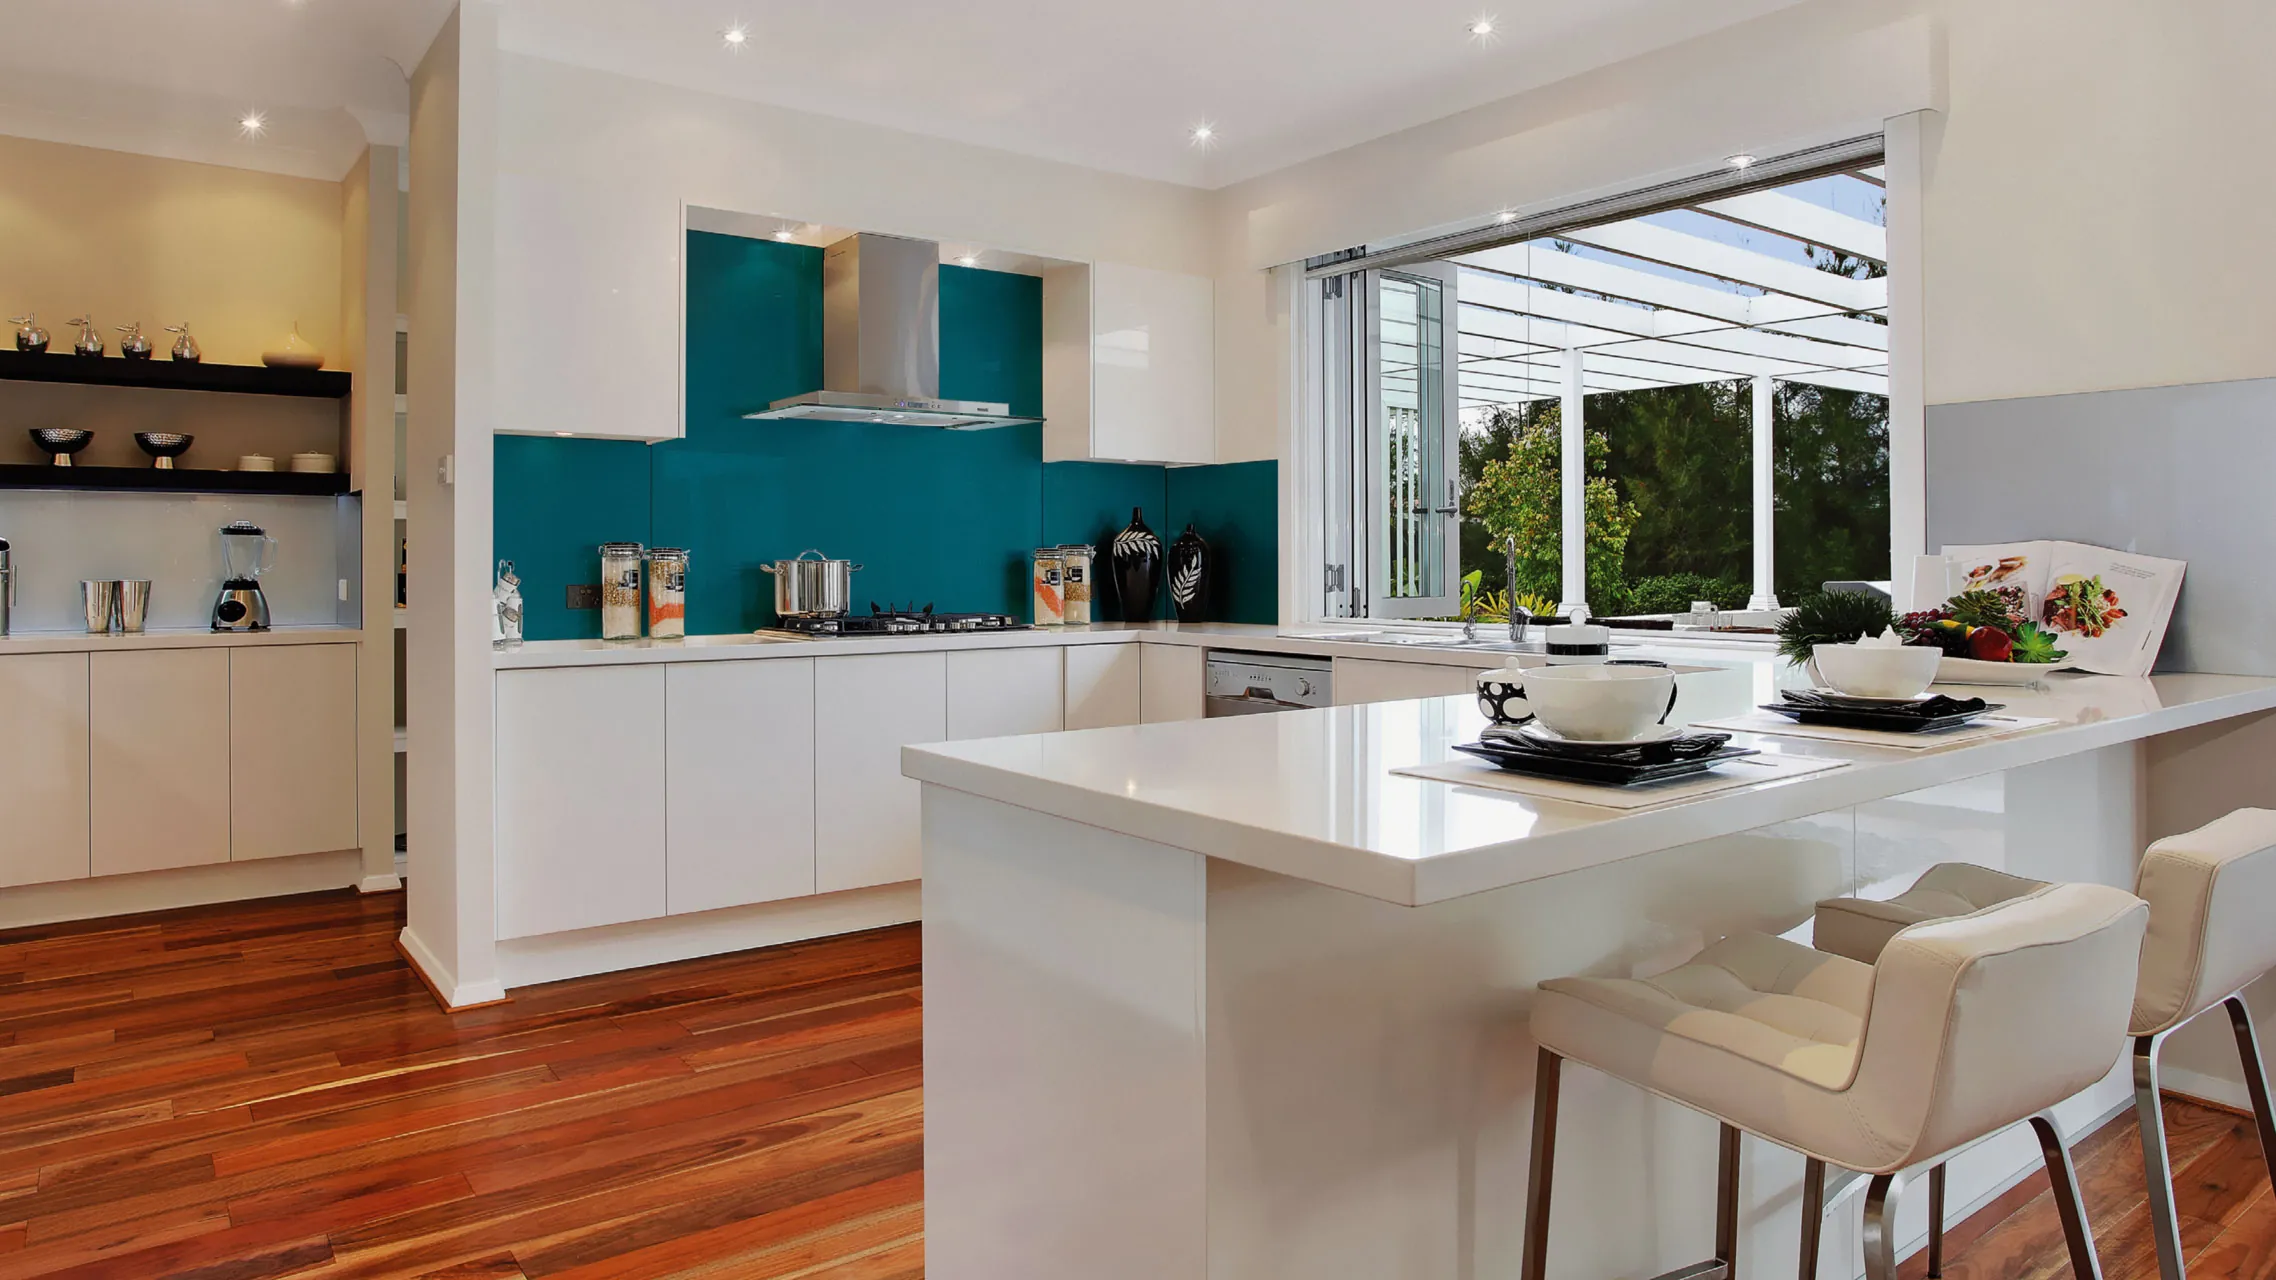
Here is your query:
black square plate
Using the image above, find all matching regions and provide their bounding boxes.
[1761,703,1995,733]
[1451,738,1760,787]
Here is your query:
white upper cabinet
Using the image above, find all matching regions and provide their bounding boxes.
[494,175,684,441]
[1045,262,1214,465]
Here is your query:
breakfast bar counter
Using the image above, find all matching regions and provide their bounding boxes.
[903,664,2276,1280]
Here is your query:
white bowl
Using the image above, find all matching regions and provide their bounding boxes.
[1477,663,1678,742]
[1812,642,1941,700]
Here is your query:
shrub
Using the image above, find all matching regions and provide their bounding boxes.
[1617,573,1754,616]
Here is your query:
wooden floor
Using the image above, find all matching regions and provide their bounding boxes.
[0,889,922,1279]
[2,887,2271,1279]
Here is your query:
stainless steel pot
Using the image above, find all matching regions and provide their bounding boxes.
[761,549,863,617]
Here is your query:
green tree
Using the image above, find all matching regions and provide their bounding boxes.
[1463,404,1637,607]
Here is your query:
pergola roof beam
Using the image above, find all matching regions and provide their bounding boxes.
[1454,252,1887,351]
[1553,221,1886,313]
[1459,300,1886,377]
[1695,191,1887,264]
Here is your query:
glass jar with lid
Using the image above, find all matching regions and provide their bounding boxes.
[1032,548,1065,626]
[1056,544,1095,625]
[646,547,689,639]
[599,542,644,640]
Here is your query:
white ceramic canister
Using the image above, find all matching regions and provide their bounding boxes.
[1032,548,1065,625]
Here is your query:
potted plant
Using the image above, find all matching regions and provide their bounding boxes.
[1776,590,1898,680]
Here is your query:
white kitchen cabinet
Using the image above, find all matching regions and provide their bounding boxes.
[90,649,230,877]
[1141,644,1207,723]
[1330,657,1484,707]
[494,175,683,441]
[1065,644,1143,729]
[229,644,358,862]
[0,654,90,889]
[495,666,668,939]
[814,652,947,894]
[1043,262,1214,464]
[665,659,816,915]
[947,648,1064,740]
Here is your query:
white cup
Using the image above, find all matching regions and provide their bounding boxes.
[1477,663,1679,741]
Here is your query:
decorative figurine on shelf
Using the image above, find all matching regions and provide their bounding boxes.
[10,314,49,353]
[164,323,201,363]
[115,322,154,360]
[492,560,524,648]
[261,321,324,370]
[1109,506,1162,622]
[66,316,103,357]
[1168,523,1213,623]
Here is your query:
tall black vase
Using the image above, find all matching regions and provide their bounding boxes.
[1109,507,1162,622]
[1168,524,1212,623]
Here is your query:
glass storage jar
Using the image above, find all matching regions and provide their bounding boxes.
[599,542,644,640]
[1057,544,1094,625]
[1032,548,1065,626]
[646,547,689,639]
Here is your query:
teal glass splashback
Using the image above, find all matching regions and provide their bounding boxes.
[495,230,1276,640]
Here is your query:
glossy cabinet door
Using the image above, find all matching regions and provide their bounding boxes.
[1065,644,1144,729]
[1140,644,1207,723]
[90,649,230,876]
[495,666,668,939]
[229,644,358,861]
[1330,657,1481,706]
[665,659,817,915]
[814,652,947,894]
[947,648,1064,740]
[0,653,90,888]
[1045,262,1215,464]
[493,175,683,441]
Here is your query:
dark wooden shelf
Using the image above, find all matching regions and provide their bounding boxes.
[0,464,349,497]
[0,349,351,398]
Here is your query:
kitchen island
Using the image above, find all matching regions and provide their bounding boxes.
[904,666,2276,1280]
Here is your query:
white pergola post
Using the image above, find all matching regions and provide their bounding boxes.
[1559,347,1588,618]
[1748,375,1780,611]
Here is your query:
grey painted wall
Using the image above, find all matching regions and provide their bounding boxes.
[1926,377,2276,676]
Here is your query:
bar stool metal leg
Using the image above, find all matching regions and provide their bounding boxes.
[1797,1158,1825,1280]
[1927,1162,1947,1278]
[2134,1032,2188,1280]
[2227,995,2276,1183]
[2031,1110,2105,1280]
[1861,1171,1905,1280]
[1714,1123,1741,1278]
[1521,1048,1561,1280]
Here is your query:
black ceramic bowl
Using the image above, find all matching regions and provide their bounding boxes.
[29,428,92,464]
[134,432,194,465]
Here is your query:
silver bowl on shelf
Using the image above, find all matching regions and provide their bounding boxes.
[29,428,92,466]
[134,432,194,469]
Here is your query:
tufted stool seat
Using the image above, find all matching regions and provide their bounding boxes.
[2126,809,2276,1280]
[1813,862,2047,965]
[1522,882,2149,1280]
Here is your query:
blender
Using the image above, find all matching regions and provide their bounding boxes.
[212,521,276,631]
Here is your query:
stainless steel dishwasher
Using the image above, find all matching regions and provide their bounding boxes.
[1203,650,1333,716]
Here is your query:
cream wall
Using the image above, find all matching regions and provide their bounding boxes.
[0,133,344,368]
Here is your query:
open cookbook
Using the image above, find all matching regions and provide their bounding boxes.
[1917,541,2185,678]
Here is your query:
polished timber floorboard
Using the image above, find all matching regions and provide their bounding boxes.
[2,888,2271,1279]
[0,890,922,1279]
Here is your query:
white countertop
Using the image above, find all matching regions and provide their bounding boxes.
[0,624,363,654]
[490,620,1762,670]
[902,664,2276,907]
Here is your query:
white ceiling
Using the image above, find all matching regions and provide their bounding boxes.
[504,0,1808,189]
[0,0,455,179]
[0,0,1803,189]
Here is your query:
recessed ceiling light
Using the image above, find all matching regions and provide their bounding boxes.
[772,229,796,242]
[1727,153,1758,169]
[956,254,979,267]
[721,22,750,49]
[554,431,573,437]
[1469,16,1497,38]
[1494,208,1517,225]
[239,111,266,137]
[1190,122,1216,146]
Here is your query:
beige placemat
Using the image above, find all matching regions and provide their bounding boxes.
[1689,710,2058,750]
[1391,751,1851,810]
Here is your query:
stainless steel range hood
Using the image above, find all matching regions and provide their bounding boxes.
[742,232,1040,430]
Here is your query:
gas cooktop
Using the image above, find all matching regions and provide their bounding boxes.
[764,603,1031,637]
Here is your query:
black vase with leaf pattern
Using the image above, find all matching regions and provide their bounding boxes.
[1109,507,1162,621]
[1168,524,1212,623]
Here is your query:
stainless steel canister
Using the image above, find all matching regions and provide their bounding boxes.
[81,580,117,633]
[114,580,151,633]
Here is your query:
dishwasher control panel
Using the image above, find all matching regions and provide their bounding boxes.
[1203,650,1333,714]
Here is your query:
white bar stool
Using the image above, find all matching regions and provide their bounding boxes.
[1812,862,2049,1275]
[1522,883,2148,1280]
[2127,809,2276,1280]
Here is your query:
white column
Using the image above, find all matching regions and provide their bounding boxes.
[1885,110,1930,608]
[1558,348,1587,618]
[1748,375,1780,611]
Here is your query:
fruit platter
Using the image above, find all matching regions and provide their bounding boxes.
[1899,588,2068,685]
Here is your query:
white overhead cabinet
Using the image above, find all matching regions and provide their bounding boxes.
[494,665,669,939]
[665,660,817,915]
[1044,262,1215,464]
[90,649,231,877]
[0,654,90,889]
[493,175,684,441]
[815,653,947,894]
[229,645,359,862]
